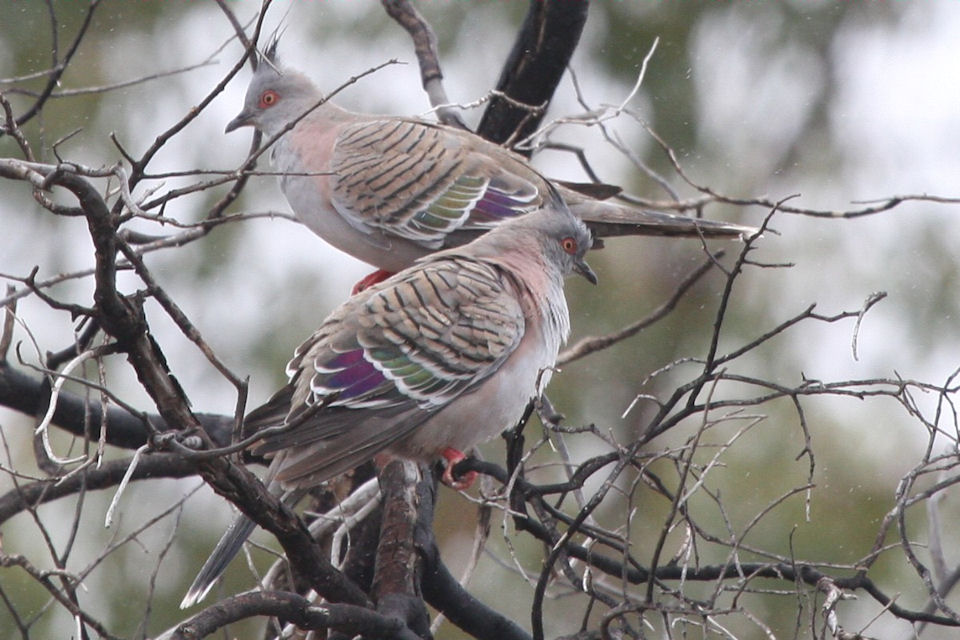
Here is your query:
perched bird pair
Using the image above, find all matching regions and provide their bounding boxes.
[182,42,753,607]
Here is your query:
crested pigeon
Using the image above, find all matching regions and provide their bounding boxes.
[181,199,595,608]
[227,42,755,290]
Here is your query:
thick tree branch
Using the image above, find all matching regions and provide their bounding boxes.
[170,591,421,640]
[0,362,235,449]
[372,460,431,637]
[421,545,532,640]
[0,453,196,527]
[414,466,531,640]
[381,0,465,128]
[477,0,589,151]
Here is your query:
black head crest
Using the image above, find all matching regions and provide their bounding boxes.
[264,36,280,64]
[543,180,576,224]
[254,31,286,75]
[260,22,289,68]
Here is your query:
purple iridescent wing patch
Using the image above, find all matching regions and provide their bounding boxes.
[313,349,386,400]
[468,187,538,225]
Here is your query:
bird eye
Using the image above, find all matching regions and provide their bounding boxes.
[259,90,279,108]
[560,236,578,254]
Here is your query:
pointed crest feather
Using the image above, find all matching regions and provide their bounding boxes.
[264,36,280,64]
[258,26,287,73]
[543,180,577,224]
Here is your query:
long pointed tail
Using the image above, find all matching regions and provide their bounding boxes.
[568,199,758,239]
[180,513,258,609]
[181,456,305,609]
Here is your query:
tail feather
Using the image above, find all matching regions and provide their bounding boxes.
[566,198,758,240]
[180,513,258,609]
[181,458,306,609]
[556,180,622,200]
[242,384,295,439]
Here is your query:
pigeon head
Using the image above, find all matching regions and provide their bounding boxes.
[225,42,322,137]
[473,197,597,286]
[534,205,597,285]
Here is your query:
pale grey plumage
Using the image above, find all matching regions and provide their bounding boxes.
[226,43,756,275]
[181,201,595,608]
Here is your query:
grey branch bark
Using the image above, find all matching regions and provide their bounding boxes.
[381,0,465,129]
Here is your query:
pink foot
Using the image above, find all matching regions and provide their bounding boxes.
[352,269,394,295]
[440,447,476,491]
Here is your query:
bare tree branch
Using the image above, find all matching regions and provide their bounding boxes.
[381,0,465,129]
[2,3,960,639]
[8,0,101,129]
[168,591,421,640]
[477,0,590,152]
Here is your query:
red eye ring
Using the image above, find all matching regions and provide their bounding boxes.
[259,90,279,109]
[561,236,578,254]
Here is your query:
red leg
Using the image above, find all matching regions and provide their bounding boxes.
[352,269,394,295]
[440,447,476,491]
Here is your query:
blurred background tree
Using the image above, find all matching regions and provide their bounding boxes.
[2,1,960,639]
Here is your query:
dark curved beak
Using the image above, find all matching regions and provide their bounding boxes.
[574,257,598,285]
[225,109,254,134]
